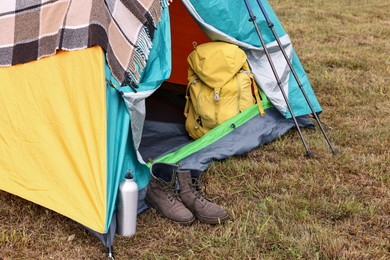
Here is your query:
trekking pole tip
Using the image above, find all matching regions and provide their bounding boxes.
[305,150,312,158]
[106,246,115,260]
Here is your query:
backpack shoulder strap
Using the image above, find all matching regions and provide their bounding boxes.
[251,76,265,116]
[243,61,265,116]
[184,72,198,118]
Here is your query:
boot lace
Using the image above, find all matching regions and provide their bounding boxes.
[158,181,180,203]
[189,178,211,203]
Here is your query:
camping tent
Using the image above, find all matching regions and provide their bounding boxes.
[0,0,320,255]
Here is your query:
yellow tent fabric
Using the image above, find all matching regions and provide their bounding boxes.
[0,46,107,233]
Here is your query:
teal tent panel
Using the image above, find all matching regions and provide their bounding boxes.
[285,51,322,118]
[187,0,285,46]
[105,83,130,233]
[104,68,150,233]
[104,6,170,232]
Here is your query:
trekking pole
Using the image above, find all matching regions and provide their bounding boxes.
[254,0,337,155]
[243,0,312,157]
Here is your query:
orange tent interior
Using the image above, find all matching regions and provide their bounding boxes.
[167,1,210,85]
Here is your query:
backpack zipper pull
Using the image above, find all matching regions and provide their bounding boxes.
[214,88,221,102]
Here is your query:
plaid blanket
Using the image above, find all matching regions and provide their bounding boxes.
[0,0,171,85]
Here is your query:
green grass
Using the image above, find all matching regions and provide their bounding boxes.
[1,0,389,259]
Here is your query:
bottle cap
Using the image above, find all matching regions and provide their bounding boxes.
[125,170,134,180]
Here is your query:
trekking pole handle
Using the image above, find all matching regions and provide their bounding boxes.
[255,0,274,28]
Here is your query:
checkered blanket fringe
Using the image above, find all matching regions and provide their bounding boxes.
[0,0,171,86]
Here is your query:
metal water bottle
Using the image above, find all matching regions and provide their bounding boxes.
[116,170,138,236]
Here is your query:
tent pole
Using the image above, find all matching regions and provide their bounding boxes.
[243,0,312,157]
[254,0,337,155]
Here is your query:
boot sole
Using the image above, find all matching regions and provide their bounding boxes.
[145,197,195,225]
[195,213,230,225]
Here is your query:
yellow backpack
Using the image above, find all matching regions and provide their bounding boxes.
[184,42,265,140]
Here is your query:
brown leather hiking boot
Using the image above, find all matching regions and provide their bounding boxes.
[145,163,195,225]
[177,170,229,224]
